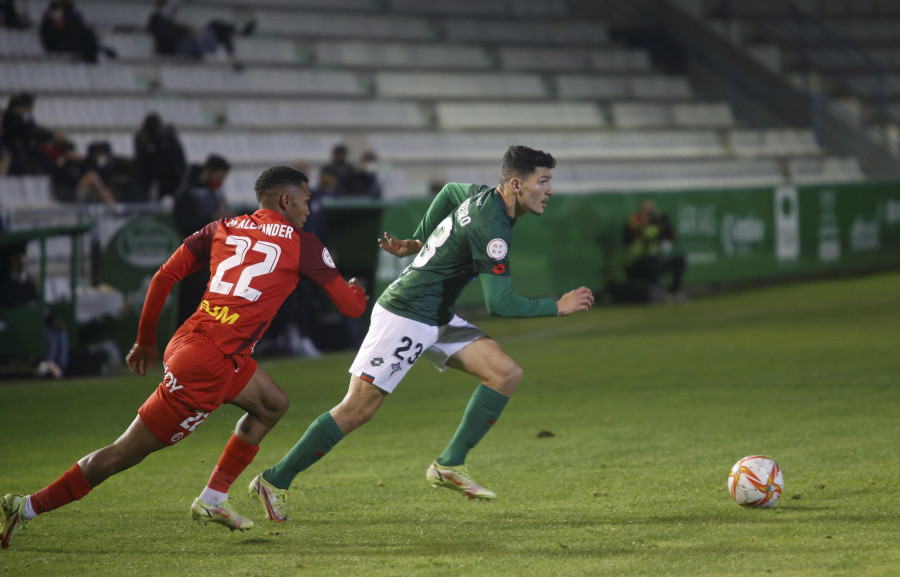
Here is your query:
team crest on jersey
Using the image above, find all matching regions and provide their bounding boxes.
[322,247,336,268]
[487,238,508,260]
[389,362,402,377]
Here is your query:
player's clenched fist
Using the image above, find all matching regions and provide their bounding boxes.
[556,286,594,316]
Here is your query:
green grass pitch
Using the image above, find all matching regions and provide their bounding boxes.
[2,272,899,576]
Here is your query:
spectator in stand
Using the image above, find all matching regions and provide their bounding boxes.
[307,168,337,243]
[621,199,687,303]
[147,1,255,69]
[0,115,11,176]
[51,140,117,204]
[173,153,230,237]
[320,144,357,196]
[173,153,231,324]
[1,93,62,176]
[0,245,69,378]
[84,141,136,201]
[0,0,29,29]
[350,150,383,198]
[133,112,187,202]
[39,0,114,63]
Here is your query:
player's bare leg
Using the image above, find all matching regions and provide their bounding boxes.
[330,376,389,434]
[427,337,522,499]
[446,337,523,397]
[77,416,167,486]
[2,415,166,549]
[198,366,289,530]
[250,377,387,521]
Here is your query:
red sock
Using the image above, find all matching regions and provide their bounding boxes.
[30,463,93,516]
[206,435,259,493]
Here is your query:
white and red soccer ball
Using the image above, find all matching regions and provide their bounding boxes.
[728,455,783,508]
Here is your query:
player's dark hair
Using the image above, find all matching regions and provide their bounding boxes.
[500,145,556,186]
[255,165,309,201]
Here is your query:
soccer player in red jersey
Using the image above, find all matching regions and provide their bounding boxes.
[1,166,367,548]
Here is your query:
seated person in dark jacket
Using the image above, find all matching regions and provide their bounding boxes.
[88,141,132,198]
[0,245,69,377]
[51,140,116,204]
[147,0,254,68]
[2,92,59,175]
[39,0,113,63]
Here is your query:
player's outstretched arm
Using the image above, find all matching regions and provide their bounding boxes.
[556,287,594,316]
[377,232,422,258]
[125,343,157,376]
[322,276,369,318]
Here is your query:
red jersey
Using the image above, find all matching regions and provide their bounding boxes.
[137,209,366,357]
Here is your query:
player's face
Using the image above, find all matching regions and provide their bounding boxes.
[282,184,311,230]
[516,166,554,216]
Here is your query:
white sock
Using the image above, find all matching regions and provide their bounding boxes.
[23,495,37,521]
[198,488,228,506]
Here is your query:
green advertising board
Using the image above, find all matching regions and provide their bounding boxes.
[97,213,181,353]
[374,182,900,307]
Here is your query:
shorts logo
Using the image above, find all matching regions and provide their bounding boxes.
[487,238,508,260]
[171,432,184,443]
[371,357,384,367]
[163,368,182,392]
[322,248,336,268]
[389,362,402,377]
[492,263,507,275]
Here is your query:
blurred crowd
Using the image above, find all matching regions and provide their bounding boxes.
[1,91,384,205]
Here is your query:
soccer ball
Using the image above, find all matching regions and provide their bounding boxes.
[728,455,783,508]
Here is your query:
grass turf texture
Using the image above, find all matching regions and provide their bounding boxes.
[1,272,898,577]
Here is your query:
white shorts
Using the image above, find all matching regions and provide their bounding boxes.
[349,303,487,393]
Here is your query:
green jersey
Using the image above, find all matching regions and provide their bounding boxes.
[378,183,558,325]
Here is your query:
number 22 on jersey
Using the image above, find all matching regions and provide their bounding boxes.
[209,235,282,302]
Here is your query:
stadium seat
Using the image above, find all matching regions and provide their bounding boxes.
[671,102,736,128]
[314,41,490,69]
[225,99,428,129]
[435,102,605,129]
[0,29,43,57]
[728,128,823,156]
[375,72,547,99]
[787,156,866,183]
[443,19,610,45]
[255,11,434,40]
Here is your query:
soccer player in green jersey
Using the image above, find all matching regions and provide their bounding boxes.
[248,146,594,517]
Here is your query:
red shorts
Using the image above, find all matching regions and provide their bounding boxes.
[138,332,257,445]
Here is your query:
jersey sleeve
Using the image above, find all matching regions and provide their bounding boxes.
[135,222,217,346]
[413,183,472,242]
[298,230,367,318]
[297,230,341,286]
[478,273,558,318]
[469,196,556,318]
[299,230,340,286]
[322,277,367,318]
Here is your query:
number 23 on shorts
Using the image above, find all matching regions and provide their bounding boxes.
[393,336,423,366]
